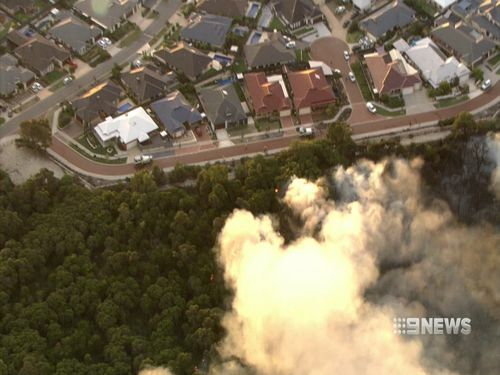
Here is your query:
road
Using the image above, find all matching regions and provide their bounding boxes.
[0,0,181,138]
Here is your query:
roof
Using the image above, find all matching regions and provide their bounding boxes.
[360,0,416,38]
[49,14,102,52]
[71,81,122,124]
[244,72,291,115]
[0,54,35,96]
[180,14,232,48]
[150,91,202,135]
[74,0,139,30]
[274,0,322,25]
[14,37,70,74]
[154,42,212,80]
[433,0,458,8]
[396,37,470,88]
[1,0,35,13]
[244,32,296,68]
[121,66,177,102]
[95,107,158,145]
[471,14,500,38]
[432,23,496,64]
[451,0,481,18]
[197,0,248,18]
[287,68,335,109]
[309,60,333,76]
[6,30,29,47]
[198,84,247,125]
[364,49,421,94]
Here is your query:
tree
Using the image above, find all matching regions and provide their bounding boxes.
[16,119,52,151]
[471,67,484,82]
[111,63,122,81]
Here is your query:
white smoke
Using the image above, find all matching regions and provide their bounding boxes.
[214,158,500,375]
[138,367,175,375]
[486,132,500,199]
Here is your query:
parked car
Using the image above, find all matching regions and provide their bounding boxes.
[335,6,346,14]
[97,37,112,48]
[101,37,112,46]
[343,50,350,60]
[31,82,43,93]
[286,41,296,49]
[134,154,153,166]
[366,102,377,113]
[348,72,356,82]
[343,20,352,29]
[298,127,315,137]
[480,79,492,91]
[132,59,142,68]
[63,76,73,85]
[333,68,341,76]
[24,29,35,37]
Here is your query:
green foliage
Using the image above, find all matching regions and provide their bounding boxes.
[471,68,484,82]
[16,119,52,151]
[428,81,452,98]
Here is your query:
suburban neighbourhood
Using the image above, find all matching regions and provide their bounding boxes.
[0,0,498,179]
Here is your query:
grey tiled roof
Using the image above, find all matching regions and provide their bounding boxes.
[14,37,70,75]
[198,84,246,126]
[49,15,102,52]
[275,0,322,25]
[197,0,248,18]
[180,14,232,48]
[121,67,177,102]
[360,0,415,38]
[0,54,35,96]
[154,43,212,80]
[74,0,139,30]
[150,91,202,135]
[244,32,296,68]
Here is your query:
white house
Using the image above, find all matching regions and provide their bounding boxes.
[94,107,158,150]
[431,0,458,10]
[394,38,470,88]
[353,0,372,11]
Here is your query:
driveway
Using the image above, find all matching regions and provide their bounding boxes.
[320,4,348,42]
[310,36,376,123]
[301,22,331,43]
[404,90,435,115]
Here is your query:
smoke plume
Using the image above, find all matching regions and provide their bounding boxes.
[487,132,500,199]
[138,367,176,375]
[214,157,500,375]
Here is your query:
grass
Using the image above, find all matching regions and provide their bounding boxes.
[0,20,13,39]
[107,21,136,42]
[373,105,405,117]
[80,46,111,67]
[351,62,373,101]
[163,25,181,48]
[404,0,437,18]
[233,82,246,102]
[294,26,315,37]
[269,16,286,32]
[346,31,363,43]
[227,124,256,137]
[232,57,247,74]
[296,49,310,62]
[76,134,117,156]
[119,27,141,48]
[70,144,126,164]
[43,70,65,85]
[255,117,281,132]
[434,95,469,109]
[0,118,5,126]
[487,52,500,68]
[196,68,220,83]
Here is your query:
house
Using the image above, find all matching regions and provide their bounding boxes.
[471,13,500,40]
[287,68,335,114]
[431,0,459,10]
[1,0,36,14]
[432,22,496,66]
[272,0,324,30]
[309,60,333,76]
[0,54,35,97]
[154,42,213,81]
[244,32,296,69]
[94,107,159,150]
[353,0,373,11]
[49,14,102,55]
[180,14,233,49]
[394,37,470,88]
[150,91,203,138]
[198,84,247,129]
[74,0,140,31]
[244,72,292,116]
[364,48,422,95]
[197,0,248,18]
[70,82,123,126]
[6,30,29,50]
[14,37,71,76]
[360,0,416,40]
[121,66,177,103]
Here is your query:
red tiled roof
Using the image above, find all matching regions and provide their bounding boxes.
[244,72,291,115]
[287,68,335,109]
[365,51,421,94]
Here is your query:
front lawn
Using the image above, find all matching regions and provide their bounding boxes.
[296,49,310,62]
[269,16,285,32]
[294,26,315,37]
[373,105,405,117]
[107,21,136,42]
[351,62,373,101]
[119,27,141,48]
[43,69,66,85]
[76,133,117,156]
[404,0,438,18]
[487,52,500,68]
[346,31,363,43]
[434,95,469,109]
[255,117,281,132]
[80,46,111,67]
[71,144,126,164]
[0,118,5,126]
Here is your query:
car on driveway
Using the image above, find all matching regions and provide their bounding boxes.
[333,68,341,75]
[366,102,377,113]
[63,76,73,85]
[343,50,350,60]
[335,6,346,14]
[298,127,315,138]
[31,82,43,93]
[97,37,112,48]
[348,72,356,82]
[480,79,492,91]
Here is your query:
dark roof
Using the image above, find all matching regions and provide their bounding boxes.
[0,54,35,96]
[451,0,481,19]
[6,30,29,47]
[121,66,177,102]
[244,32,296,68]
[1,0,35,13]
[360,0,415,38]
[154,42,212,80]
[74,0,139,30]
[432,23,496,64]
[471,14,500,39]
[197,0,248,18]
[150,91,202,135]
[275,0,322,25]
[71,82,122,124]
[49,15,102,52]
[14,37,70,74]
[287,68,336,109]
[180,14,232,48]
[244,72,291,115]
[198,84,247,126]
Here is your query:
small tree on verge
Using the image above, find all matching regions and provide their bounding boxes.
[16,119,52,152]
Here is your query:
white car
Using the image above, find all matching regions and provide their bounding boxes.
[348,72,356,82]
[480,79,492,91]
[132,59,142,68]
[31,82,43,93]
[343,50,350,60]
[333,68,341,75]
[101,37,112,46]
[335,6,346,14]
[63,76,73,85]
[134,154,153,166]
[366,102,377,113]
[97,39,107,48]
[286,41,296,49]
[298,127,315,137]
